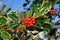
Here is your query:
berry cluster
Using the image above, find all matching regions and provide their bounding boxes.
[23,16,36,27]
[49,9,56,15]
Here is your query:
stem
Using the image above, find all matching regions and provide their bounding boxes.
[20,32,24,40]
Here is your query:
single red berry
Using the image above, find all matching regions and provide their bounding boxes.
[27,21,31,24]
[28,18,31,21]
[31,18,35,21]
[30,16,35,19]
[23,18,28,21]
[30,23,34,26]
[32,21,35,24]
[49,9,56,15]
[26,23,30,26]
[26,24,28,26]
[24,21,28,23]
[27,24,31,27]
[29,21,32,23]
[30,16,34,18]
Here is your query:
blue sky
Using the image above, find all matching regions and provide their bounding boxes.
[0,0,32,13]
[0,0,60,24]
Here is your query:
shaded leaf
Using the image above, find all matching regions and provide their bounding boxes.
[32,4,38,11]
[52,0,59,5]
[37,17,48,25]
[34,26,45,32]
[27,27,34,31]
[7,23,18,30]
[0,37,3,40]
[6,8,11,13]
[42,23,52,29]
[13,37,18,40]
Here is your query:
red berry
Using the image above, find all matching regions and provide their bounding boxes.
[29,21,32,23]
[30,16,33,18]
[24,18,28,21]
[32,21,35,24]
[26,23,30,27]
[32,18,35,21]
[27,21,31,24]
[49,9,56,15]
[28,18,31,21]
[30,23,34,26]
[24,21,28,23]
[27,24,31,27]
[26,24,28,26]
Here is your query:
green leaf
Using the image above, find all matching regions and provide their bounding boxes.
[2,5,6,11]
[37,17,48,25]
[52,0,59,5]
[7,23,18,30]
[32,4,38,11]
[0,17,7,27]
[27,35,33,40]
[34,26,45,32]
[33,7,45,18]
[8,13,18,21]
[1,31,11,39]
[26,10,32,18]
[7,11,18,21]
[6,8,11,13]
[33,2,51,18]
[42,23,52,29]
[27,27,34,31]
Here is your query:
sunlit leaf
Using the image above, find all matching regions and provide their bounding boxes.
[33,2,51,18]
[0,17,7,27]
[26,10,32,18]
[7,11,18,21]
[1,31,11,39]
[27,35,33,40]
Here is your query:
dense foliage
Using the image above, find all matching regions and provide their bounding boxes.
[0,0,59,40]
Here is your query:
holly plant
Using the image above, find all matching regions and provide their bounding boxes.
[0,0,59,40]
